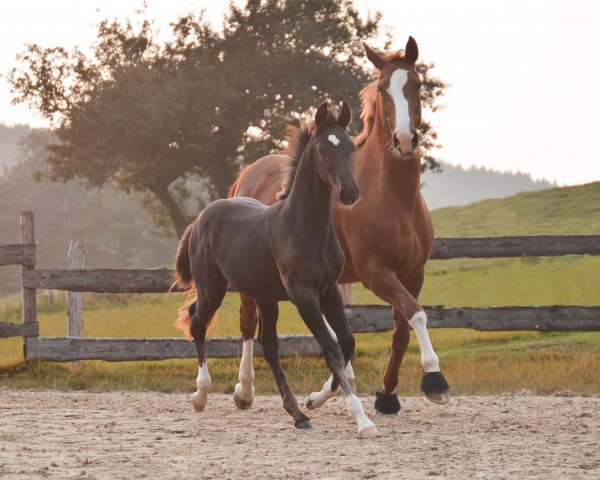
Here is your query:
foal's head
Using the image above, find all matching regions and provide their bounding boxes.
[312,101,359,205]
[359,37,422,155]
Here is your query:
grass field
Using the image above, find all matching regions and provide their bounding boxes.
[1,182,599,396]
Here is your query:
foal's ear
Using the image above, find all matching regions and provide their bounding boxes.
[315,101,329,127]
[336,101,352,129]
[405,36,419,64]
[363,42,385,70]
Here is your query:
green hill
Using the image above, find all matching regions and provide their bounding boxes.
[431,181,600,236]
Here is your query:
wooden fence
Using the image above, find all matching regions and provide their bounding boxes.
[2,211,600,362]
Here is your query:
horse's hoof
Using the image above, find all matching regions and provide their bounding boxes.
[421,371,450,394]
[295,418,313,429]
[233,384,254,410]
[306,394,322,411]
[425,391,450,405]
[358,424,379,439]
[191,399,206,412]
[374,389,401,415]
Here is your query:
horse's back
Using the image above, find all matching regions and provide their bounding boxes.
[191,198,288,301]
[230,154,288,205]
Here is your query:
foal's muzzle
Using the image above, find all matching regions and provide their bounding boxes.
[338,182,360,206]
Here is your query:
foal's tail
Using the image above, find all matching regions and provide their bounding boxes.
[172,221,219,340]
[173,223,195,339]
[174,223,194,290]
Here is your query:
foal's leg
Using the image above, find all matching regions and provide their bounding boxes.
[233,295,259,410]
[361,263,449,414]
[190,284,227,412]
[257,301,311,429]
[291,289,377,438]
[307,287,356,410]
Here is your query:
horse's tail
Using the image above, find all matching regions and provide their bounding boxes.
[174,223,194,290]
[173,222,195,339]
[173,221,219,340]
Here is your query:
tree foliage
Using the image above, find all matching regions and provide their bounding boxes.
[9,0,446,237]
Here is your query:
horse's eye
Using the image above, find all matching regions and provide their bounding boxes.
[352,144,357,151]
[377,85,384,93]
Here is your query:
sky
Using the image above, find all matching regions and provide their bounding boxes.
[1,0,599,186]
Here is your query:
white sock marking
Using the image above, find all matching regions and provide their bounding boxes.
[328,134,340,146]
[407,311,440,372]
[386,69,412,146]
[192,362,211,410]
[346,394,377,438]
[235,339,255,402]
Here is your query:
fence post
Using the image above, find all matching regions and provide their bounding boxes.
[20,212,36,356]
[339,283,354,305]
[66,240,84,337]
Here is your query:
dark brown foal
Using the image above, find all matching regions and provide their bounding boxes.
[175,102,378,438]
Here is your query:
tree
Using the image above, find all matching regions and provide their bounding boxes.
[9,0,446,238]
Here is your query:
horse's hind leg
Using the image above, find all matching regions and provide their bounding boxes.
[257,301,311,429]
[190,281,227,413]
[233,295,259,410]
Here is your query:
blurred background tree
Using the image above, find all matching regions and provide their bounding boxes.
[9,0,446,237]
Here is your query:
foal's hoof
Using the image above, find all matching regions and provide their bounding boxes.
[191,398,206,412]
[374,389,401,415]
[306,392,327,411]
[425,391,450,405]
[358,424,379,439]
[233,384,254,410]
[295,418,313,430]
[421,372,450,405]
[191,392,207,412]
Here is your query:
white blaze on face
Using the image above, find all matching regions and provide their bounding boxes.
[328,134,340,146]
[386,69,412,150]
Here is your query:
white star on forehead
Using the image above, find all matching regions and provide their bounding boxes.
[328,134,340,146]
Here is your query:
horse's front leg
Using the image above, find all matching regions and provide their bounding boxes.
[233,294,259,410]
[257,301,311,429]
[307,286,356,410]
[361,261,449,414]
[291,288,377,439]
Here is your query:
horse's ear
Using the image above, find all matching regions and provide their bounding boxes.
[405,36,419,64]
[336,101,352,128]
[315,101,329,127]
[363,42,385,70]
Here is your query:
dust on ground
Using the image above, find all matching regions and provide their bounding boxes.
[0,389,598,479]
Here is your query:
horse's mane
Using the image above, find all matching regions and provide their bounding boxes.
[355,49,408,148]
[277,110,336,200]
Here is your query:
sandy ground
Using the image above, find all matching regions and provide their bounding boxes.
[0,389,598,479]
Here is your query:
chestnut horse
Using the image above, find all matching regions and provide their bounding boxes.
[229,37,449,414]
[174,102,378,438]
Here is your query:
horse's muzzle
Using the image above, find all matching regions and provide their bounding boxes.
[338,183,360,206]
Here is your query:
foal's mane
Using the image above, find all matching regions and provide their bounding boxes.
[354,49,408,148]
[277,110,336,200]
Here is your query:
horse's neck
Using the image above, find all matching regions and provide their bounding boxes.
[360,118,422,210]
[284,144,333,237]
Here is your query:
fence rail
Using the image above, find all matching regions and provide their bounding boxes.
[0,244,36,267]
[2,212,600,362]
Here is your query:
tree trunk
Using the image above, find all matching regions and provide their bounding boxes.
[208,158,234,198]
[151,184,190,238]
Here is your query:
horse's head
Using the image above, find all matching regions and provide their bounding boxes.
[363,37,422,155]
[312,101,359,205]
